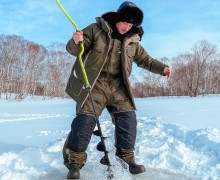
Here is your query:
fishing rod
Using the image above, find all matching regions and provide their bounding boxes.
[56,0,113,178]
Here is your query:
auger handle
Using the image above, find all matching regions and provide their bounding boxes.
[56,0,90,88]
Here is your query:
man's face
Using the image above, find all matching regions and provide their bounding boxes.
[116,21,133,35]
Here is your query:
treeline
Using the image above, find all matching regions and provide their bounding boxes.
[132,40,220,97]
[0,34,74,100]
[0,35,219,100]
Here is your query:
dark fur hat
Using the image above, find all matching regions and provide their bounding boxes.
[101,12,144,41]
[117,1,143,26]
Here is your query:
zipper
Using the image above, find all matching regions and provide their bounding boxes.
[81,23,112,107]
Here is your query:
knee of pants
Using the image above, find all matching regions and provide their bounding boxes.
[114,111,137,149]
[66,114,97,152]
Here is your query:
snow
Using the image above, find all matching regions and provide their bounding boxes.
[0,95,220,180]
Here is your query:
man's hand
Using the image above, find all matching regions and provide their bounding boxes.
[72,31,83,45]
[163,67,171,77]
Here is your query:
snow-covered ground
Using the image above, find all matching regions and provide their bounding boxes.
[0,95,220,180]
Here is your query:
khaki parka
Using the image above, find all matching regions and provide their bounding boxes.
[65,17,167,109]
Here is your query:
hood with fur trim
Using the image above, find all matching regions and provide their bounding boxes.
[101,11,144,41]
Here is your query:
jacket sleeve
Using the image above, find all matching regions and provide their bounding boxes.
[134,43,167,76]
[66,24,96,56]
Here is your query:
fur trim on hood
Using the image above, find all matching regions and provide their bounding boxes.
[101,12,144,40]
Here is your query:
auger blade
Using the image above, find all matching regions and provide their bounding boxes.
[93,130,101,136]
[96,141,105,151]
[100,155,109,165]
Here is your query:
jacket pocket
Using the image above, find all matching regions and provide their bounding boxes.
[66,70,84,96]
[85,42,106,68]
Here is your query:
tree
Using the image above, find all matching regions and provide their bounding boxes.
[1,35,219,99]
[170,40,219,96]
[131,70,169,97]
[43,42,74,98]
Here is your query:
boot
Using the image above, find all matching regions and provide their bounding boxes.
[116,148,145,174]
[63,147,87,179]
[67,164,80,179]
[63,133,71,170]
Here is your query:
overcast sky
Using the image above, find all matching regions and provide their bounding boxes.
[1,0,220,62]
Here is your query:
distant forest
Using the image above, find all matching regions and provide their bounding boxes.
[0,34,219,100]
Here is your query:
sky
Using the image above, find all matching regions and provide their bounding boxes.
[1,0,220,60]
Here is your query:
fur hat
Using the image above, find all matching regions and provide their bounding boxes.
[117,1,143,26]
[101,12,144,40]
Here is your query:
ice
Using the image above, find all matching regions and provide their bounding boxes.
[0,95,220,179]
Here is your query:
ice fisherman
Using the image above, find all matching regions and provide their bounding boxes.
[62,1,171,179]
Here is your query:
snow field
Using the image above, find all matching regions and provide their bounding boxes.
[0,95,220,179]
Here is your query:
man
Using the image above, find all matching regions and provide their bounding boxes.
[63,1,171,179]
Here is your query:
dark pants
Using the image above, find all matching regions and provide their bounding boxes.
[66,114,96,152]
[66,111,137,152]
[114,111,137,149]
